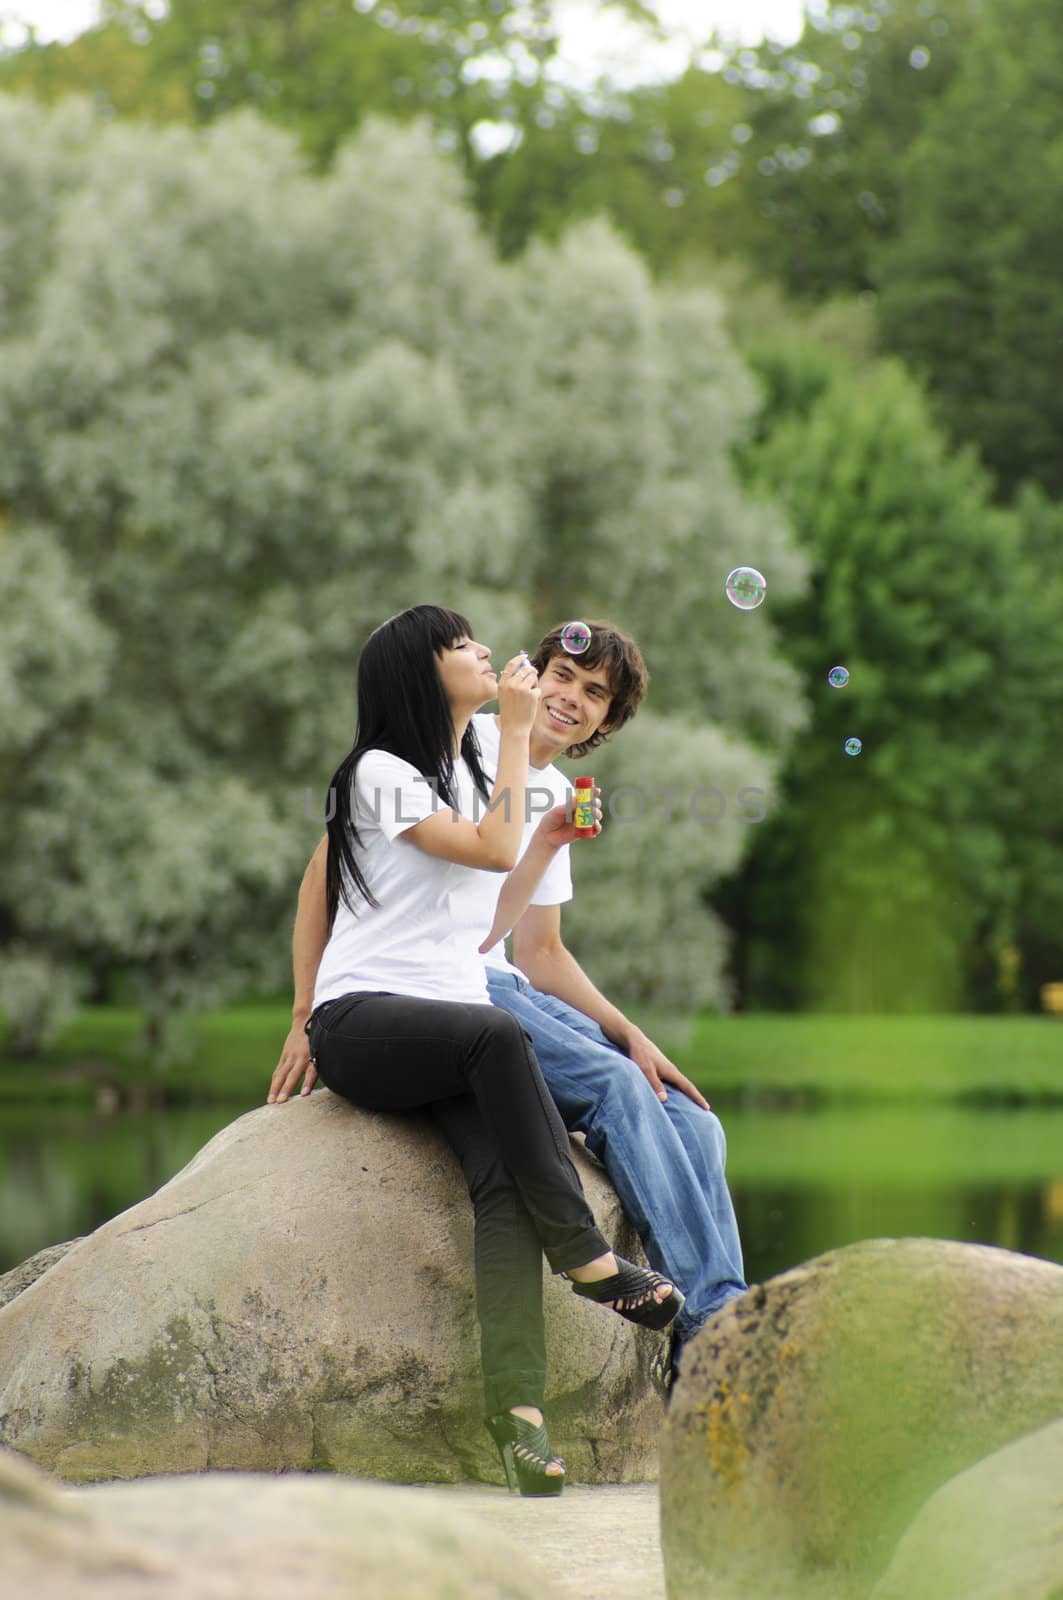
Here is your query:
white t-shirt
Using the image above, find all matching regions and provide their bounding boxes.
[471,713,574,976]
[312,749,495,1009]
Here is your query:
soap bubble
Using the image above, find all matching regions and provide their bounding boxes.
[559,620,592,654]
[725,567,767,610]
[844,738,863,757]
[828,666,850,688]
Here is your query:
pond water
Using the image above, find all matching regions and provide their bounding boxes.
[3,1097,1062,1283]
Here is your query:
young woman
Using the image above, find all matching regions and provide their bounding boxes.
[296,605,682,1498]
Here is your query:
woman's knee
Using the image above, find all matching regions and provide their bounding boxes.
[476,1004,536,1066]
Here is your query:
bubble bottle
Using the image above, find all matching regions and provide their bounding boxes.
[573,776,596,838]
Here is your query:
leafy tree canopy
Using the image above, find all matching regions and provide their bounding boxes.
[0,94,805,1046]
[722,338,1063,1010]
[875,0,1063,497]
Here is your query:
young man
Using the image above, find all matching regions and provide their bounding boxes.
[269,620,746,1377]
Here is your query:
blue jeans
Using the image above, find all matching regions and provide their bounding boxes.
[487,970,746,1343]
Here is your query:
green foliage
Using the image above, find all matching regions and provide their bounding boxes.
[0,2,977,299]
[0,98,805,1045]
[558,711,780,1011]
[474,0,979,291]
[0,0,652,168]
[875,0,1063,497]
[687,0,979,299]
[725,344,1063,1010]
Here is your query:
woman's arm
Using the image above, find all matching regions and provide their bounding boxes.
[268,835,329,1103]
[404,655,539,872]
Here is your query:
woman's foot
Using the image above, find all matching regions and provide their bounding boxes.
[567,1252,676,1317]
[567,1255,685,1331]
[486,1409,566,1496]
[508,1406,563,1478]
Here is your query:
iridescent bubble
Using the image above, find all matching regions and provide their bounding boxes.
[724,567,767,611]
[828,666,850,688]
[844,738,863,757]
[560,620,592,655]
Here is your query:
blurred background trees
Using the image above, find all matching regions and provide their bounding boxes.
[1,0,1061,1037]
[0,99,804,1045]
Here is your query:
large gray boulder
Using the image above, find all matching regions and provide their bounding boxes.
[660,1238,1063,1600]
[0,1238,82,1310]
[0,1090,661,1484]
[0,1444,568,1600]
[870,1416,1063,1600]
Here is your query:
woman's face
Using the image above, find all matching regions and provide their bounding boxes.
[436,635,497,715]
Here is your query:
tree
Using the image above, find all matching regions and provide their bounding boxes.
[0,97,805,1047]
[475,0,980,289]
[720,340,1063,1011]
[0,1,977,294]
[0,0,657,168]
[875,0,1063,498]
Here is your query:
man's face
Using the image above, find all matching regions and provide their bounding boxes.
[534,652,614,756]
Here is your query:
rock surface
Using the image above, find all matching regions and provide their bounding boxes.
[0,1238,82,1310]
[660,1237,1063,1600]
[0,1089,661,1484]
[869,1415,1063,1600]
[1,1445,576,1600]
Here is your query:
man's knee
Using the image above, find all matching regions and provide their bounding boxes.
[670,1099,728,1165]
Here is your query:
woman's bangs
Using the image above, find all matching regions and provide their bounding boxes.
[429,607,475,651]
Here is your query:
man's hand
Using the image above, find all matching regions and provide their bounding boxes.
[268,1023,318,1104]
[535,790,603,851]
[625,1027,711,1110]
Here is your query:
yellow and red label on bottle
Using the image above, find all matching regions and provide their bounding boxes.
[573,776,595,837]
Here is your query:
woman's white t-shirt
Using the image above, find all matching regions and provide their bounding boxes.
[312,749,494,1009]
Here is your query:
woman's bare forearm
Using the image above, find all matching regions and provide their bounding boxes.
[292,836,329,1024]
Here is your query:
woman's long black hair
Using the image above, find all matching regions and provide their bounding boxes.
[324,605,492,929]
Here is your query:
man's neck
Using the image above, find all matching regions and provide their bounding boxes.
[492,713,556,771]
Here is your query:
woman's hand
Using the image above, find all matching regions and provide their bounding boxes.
[496,652,540,737]
[536,789,603,850]
[268,1022,318,1103]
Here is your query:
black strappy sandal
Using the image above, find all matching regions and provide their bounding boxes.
[568,1256,684,1331]
[485,1412,566,1498]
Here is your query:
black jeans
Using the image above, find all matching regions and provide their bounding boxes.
[307,991,609,1417]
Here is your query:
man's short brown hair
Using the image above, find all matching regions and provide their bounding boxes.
[530,620,648,759]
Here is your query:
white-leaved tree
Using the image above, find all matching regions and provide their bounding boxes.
[0,96,807,1051]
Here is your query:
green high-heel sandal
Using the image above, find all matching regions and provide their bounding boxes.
[569,1255,684,1331]
[485,1412,566,1498]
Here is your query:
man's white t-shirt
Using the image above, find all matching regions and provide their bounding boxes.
[312,749,495,1009]
[471,713,574,977]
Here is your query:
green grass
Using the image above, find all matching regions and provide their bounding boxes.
[0,1005,291,1106]
[674,1013,1063,1102]
[724,1103,1063,1185]
[2,1006,1062,1106]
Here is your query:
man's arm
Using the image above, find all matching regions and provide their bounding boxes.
[510,904,710,1109]
[268,834,329,1105]
[478,799,601,955]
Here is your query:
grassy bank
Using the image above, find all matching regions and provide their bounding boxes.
[2,1006,1062,1107]
[679,1013,1063,1102]
[0,1006,291,1105]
